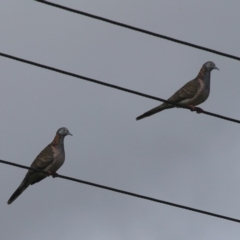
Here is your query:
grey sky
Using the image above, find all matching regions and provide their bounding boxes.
[0,0,240,239]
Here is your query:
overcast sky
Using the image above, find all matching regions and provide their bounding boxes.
[1,0,240,239]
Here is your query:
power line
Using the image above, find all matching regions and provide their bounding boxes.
[1,158,240,223]
[34,0,240,61]
[1,51,240,124]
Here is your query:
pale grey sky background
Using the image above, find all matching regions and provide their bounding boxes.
[0,0,240,239]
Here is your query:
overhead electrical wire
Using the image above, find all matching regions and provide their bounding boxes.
[0,52,240,124]
[34,0,240,61]
[1,158,240,224]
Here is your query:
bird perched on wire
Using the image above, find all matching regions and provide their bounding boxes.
[136,61,219,120]
[7,127,72,204]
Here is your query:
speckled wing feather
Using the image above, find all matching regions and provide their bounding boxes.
[30,144,54,169]
[7,145,54,204]
[168,78,201,103]
[25,144,54,185]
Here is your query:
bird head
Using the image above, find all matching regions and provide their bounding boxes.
[56,127,72,137]
[203,61,219,71]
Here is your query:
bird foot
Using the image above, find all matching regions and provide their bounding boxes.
[188,105,203,114]
[47,171,59,178]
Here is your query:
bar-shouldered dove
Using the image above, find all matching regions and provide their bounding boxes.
[136,61,219,120]
[7,127,72,204]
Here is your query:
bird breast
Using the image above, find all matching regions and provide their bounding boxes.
[191,87,210,106]
[46,146,65,172]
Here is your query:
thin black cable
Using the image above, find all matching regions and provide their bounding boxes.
[1,159,240,223]
[34,0,240,61]
[1,52,240,124]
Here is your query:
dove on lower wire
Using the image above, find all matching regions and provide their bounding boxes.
[7,127,72,204]
[136,61,219,120]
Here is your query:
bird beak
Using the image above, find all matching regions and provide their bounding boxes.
[214,66,219,70]
[68,132,73,136]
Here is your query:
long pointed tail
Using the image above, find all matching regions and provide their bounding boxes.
[7,180,30,204]
[136,104,171,120]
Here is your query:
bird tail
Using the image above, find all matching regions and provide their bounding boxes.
[136,103,172,120]
[7,179,30,204]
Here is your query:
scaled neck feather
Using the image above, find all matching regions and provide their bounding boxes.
[51,133,65,147]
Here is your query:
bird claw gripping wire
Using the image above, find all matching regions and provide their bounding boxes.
[188,105,204,114]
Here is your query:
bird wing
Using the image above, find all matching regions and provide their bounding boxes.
[30,144,54,169]
[7,145,55,204]
[23,144,54,185]
[168,79,201,103]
